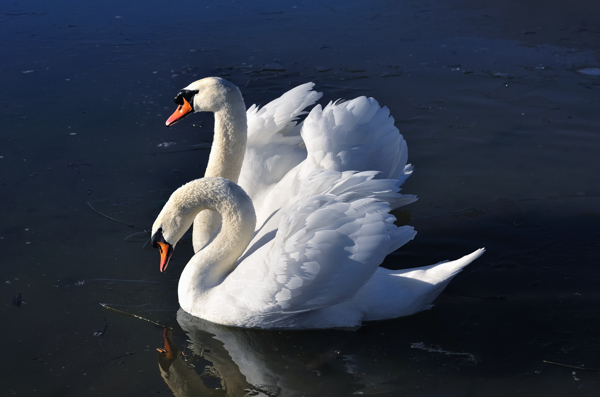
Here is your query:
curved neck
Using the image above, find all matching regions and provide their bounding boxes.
[177,178,256,300]
[204,100,248,183]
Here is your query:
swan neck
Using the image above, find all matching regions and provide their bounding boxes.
[204,101,247,183]
[178,179,256,298]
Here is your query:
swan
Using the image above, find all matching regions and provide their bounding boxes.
[151,173,484,329]
[152,171,483,329]
[154,78,484,328]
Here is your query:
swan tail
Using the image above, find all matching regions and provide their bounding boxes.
[349,248,485,321]
[419,248,486,282]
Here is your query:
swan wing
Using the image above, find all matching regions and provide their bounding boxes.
[224,171,417,319]
[300,97,413,185]
[251,96,416,226]
[238,83,323,211]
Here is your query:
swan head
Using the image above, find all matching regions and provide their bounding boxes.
[151,182,205,272]
[151,228,173,273]
[166,77,242,126]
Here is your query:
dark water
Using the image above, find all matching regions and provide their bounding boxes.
[2,0,600,395]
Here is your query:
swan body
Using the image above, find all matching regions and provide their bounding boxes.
[155,78,484,329]
[152,174,484,329]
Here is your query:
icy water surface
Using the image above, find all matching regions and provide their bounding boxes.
[2,0,600,395]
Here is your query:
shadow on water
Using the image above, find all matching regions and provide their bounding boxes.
[2,0,600,395]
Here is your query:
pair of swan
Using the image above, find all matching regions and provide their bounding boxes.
[151,77,483,329]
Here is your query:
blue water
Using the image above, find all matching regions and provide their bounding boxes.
[2,0,599,395]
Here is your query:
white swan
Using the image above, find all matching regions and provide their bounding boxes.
[154,78,484,328]
[151,174,483,329]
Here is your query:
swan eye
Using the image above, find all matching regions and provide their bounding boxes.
[174,89,199,106]
[151,227,165,248]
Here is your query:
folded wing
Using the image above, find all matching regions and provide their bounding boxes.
[225,171,417,318]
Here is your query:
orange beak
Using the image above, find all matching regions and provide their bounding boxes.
[157,241,172,273]
[157,328,176,360]
[165,97,193,126]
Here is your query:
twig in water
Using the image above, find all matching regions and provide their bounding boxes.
[108,351,137,361]
[543,360,600,371]
[87,201,136,228]
[147,143,212,156]
[100,303,172,329]
[94,316,108,337]
[88,278,161,284]
[124,230,150,241]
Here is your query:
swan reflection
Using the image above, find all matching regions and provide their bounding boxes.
[158,309,356,396]
[157,309,477,396]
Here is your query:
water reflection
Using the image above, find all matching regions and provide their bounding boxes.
[157,309,480,396]
[158,309,351,396]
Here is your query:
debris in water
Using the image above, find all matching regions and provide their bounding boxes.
[75,280,85,286]
[157,142,177,148]
[86,201,136,228]
[94,317,108,337]
[12,293,22,308]
[109,351,137,361]
[100,303,172,329]
[543,360,600,371]
[411,342,477,364]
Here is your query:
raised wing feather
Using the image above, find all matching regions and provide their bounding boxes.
[250,96,416,227]
[225,171,417,317]
[238,83,322,211]
[300,97,413,185]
